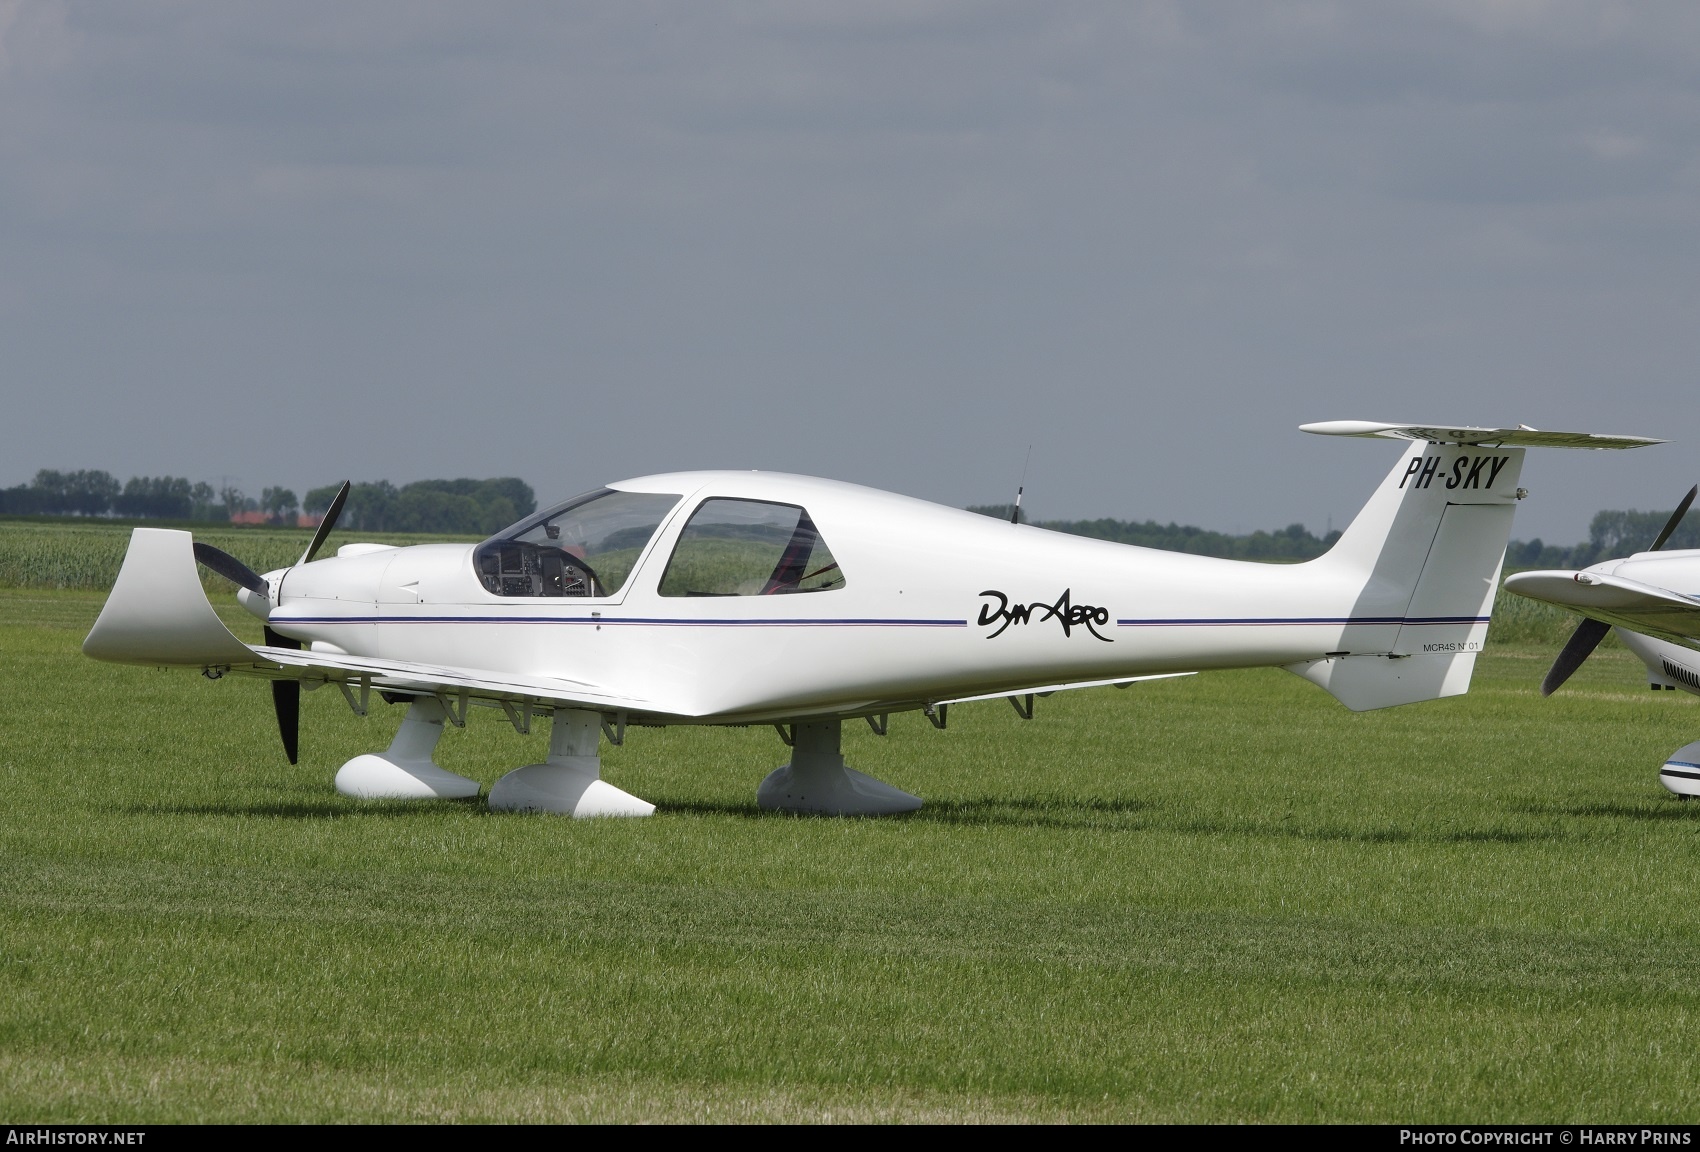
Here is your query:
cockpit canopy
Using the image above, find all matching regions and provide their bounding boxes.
[475,488,681,598]
[475,485,850,600]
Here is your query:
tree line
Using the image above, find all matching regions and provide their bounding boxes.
[968,505,1343,560]
[0,470,536,535]
[0,471,231,520]
[970,502,1700,566]
[1503,506,1700,569]
[302,479,536,535]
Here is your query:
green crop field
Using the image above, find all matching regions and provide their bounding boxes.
[2,572,1697,1122]
[0,519,480,593]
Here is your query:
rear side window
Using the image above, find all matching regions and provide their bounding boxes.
[658,499,846,597]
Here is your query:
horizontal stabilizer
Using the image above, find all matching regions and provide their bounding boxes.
[1300,421,1663,450]
[1504,570,1700,645]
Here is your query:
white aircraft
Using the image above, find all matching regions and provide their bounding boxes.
[1504,485,1700,797]
[83,421,1657,818]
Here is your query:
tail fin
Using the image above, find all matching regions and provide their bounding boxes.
[1289,440,1524,710]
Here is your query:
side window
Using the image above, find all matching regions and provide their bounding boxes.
[475,488,681,597]
[658,499,846,597]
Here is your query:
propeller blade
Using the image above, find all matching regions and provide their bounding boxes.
[1541,617,1612,697]
[192,542,269,597]
[1649,485,1698,552]
[301,480,351,565]
[271,680,300,764]
[264,625,303,765]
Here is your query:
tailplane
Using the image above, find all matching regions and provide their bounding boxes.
[1286,421,1658,710]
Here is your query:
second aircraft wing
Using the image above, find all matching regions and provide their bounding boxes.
[1504,570,1700,647]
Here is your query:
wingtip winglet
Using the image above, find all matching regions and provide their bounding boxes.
[83,528,259,666]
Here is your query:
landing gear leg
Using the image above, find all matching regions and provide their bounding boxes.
[487,708,654,817]
[335,697,480,800]
[757,719,922,816]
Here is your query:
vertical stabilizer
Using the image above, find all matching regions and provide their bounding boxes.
[1289,442,1523,710]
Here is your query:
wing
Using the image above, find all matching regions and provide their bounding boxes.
[83,526,658,716]
[1504,569,1700,647]
[1299,422,1664,450]
[240,644,655,715]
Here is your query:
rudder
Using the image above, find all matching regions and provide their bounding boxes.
[1289,442,1524,710]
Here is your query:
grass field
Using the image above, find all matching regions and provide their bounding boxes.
[3,585,1697,1122]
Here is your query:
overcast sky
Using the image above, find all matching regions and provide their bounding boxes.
[2,1,1696,541]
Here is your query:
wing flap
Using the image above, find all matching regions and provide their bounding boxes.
[935,672,1194,707]
[1504,570,1700,645]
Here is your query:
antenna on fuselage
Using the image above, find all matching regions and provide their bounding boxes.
[1011,445,1032,524]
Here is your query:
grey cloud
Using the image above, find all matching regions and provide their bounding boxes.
[2,2,1697,541]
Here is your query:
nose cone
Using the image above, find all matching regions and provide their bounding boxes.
[238,569,287,620]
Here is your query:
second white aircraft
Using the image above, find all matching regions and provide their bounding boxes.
[1505,484,1700,797]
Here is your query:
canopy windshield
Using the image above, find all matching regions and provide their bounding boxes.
[476,488,681,597]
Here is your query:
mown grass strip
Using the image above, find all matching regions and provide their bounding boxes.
[0,586,1683,1121]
